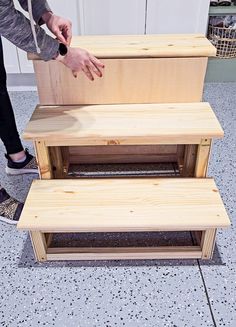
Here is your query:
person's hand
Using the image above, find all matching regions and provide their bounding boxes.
[57,47,105,81]
[42,12,72,46]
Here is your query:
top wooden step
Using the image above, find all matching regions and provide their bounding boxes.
[23,102,224,146]
[17,178,230,232]
[29,34,216,60]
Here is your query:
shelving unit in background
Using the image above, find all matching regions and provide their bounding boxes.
[209,4,236,16]
[206,4,236,82]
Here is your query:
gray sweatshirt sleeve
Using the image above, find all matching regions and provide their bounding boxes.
[18,0,52,25]
[0,0,59,61]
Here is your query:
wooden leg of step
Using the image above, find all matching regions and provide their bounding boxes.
[201,229,217,260]
[30,232,47,262]
[182,145,198,177]
[195,139,212,178]
[49,147,65,179]
[191,231,202,246]
[34,141,53,179]
[45,233,53,248]
[61,147,70,175]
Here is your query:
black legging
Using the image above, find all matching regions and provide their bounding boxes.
[0,37,23,155]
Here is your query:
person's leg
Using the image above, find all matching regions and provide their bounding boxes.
[0,37,24,157]
[0,184,24,225]
[0,36,38,174]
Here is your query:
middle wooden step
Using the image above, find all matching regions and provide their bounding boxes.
[23,102,223,179]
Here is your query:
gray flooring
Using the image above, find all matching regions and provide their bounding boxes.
[0,84,235,327]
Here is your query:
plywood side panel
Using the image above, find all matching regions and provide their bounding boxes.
[34,58,208,105]
[68,145,180,164]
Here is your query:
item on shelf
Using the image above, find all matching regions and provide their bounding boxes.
[209,16,226,27]
[218,0,232,5]
[210,0,233,5]
[209,15,236,28]
[225,15,236,27]
[210,0,219,6]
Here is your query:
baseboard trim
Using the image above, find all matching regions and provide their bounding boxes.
[7,73,37,91]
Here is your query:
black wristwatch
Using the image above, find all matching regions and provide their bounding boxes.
[58,43,68,56]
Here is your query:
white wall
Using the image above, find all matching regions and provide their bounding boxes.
[78,0,146,35]
[146,0,210,34]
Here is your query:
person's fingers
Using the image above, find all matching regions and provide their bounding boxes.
[61,24,72,46]
[54,29,67,44]
[90,55,105,68]
[66,30,72,46]
[82,66,94,81]
[88,61,103,78]
[72,70,77,78]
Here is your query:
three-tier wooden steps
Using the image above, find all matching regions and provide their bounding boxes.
[17,34,230,261]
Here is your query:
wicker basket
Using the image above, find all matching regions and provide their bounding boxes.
[208,25,236,58]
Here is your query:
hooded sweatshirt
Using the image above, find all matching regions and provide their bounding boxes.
[0,0,59,61]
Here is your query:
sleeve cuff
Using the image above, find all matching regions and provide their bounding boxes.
[39,37,60,61]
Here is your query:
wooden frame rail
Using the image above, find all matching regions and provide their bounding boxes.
[33,139,212,180]
[30,229,217,262]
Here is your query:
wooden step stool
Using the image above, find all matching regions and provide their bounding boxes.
[18,101,230,261]
[23,102,223,180]
[17,178,230,261]
[18,34,230,261]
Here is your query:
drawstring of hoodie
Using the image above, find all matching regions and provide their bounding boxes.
[27,0,41,54]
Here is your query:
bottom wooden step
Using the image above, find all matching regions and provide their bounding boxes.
[18,178,230,262]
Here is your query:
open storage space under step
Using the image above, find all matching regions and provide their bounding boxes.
[48,231,196,248]
[67,162,180,178]
[50,145,185,179]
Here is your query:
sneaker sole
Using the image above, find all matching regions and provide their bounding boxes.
[0,215,18,225]
[5,167,39,175]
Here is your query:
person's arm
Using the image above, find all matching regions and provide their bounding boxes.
[0,0,104,79]
[0,0,59,61]
[18,0,51,25]
[18,0,72,45]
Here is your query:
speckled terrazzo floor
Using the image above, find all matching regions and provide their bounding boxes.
[0,84,235,327]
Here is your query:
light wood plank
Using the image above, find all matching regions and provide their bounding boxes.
[201,229,217,259]
[17,178,230,232]
[49,147,64,179]
[45,233,53,248]
[33,58,207,105]
[46,246,202,261]
[191,231,203,246]
[195,139,212,177]
[23,103,224,146]
[34,141,53,179]
[183,145,198,177]
[30,231,47,262]
[28,34,216,59]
